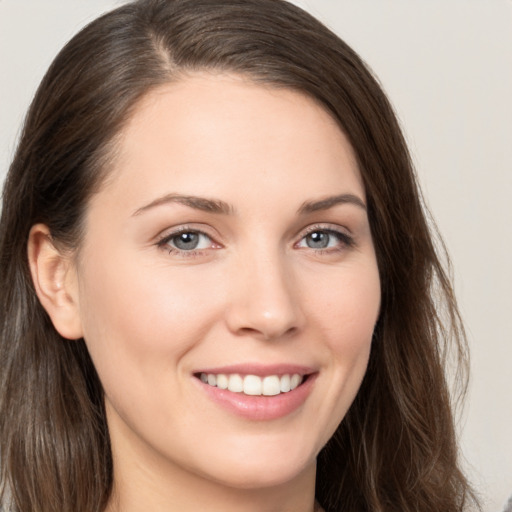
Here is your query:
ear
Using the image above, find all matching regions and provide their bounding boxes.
[27,224,84,340]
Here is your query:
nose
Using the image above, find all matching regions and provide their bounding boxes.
[224,250,304,341]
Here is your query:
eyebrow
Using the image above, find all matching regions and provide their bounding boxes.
[132,193,233,216]
[132,192,366,217]
[297,194,367,214]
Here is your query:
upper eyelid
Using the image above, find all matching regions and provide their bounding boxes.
[156,230,206,250]
[154,222,353,248]
[297,223,352,238]
[158,228,211,241]
[295,224,355,248]
[156,224,218,242]
[156,228,219,256]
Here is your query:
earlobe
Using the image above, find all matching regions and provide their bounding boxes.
[27,224,84,340]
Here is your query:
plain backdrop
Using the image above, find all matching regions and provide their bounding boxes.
[1,1,511,510]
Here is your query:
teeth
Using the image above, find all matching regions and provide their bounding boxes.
[290,374,302,389]
[280,374,291,393]
[262,376,280,396]
[199,373,304,396]
[228,374,243,393]
[243,375,262,395]
[216,374,229,389]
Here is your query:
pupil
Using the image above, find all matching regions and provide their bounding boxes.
[307,231,329,249]
[174,232,199,250]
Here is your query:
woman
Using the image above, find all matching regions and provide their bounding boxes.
[0,0,478,511]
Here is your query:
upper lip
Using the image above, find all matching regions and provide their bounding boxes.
[193,363,316,377]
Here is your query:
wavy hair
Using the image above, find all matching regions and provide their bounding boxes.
[0,1,477,510]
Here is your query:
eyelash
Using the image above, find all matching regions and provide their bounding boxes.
[295,225,355,253]
[156,226,217,257]
[156,224,354,258]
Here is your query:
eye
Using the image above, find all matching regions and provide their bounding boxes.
[158,229,215,253]
[301,231,334,249]
[296,227,353,251]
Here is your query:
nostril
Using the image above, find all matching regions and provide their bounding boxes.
[236,325,298,341]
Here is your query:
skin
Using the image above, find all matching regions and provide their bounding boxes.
[30,74,381,512]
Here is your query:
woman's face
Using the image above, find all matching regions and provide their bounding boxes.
[72,74,380,491]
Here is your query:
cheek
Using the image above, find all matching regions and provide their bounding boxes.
[310,260,380,350]
[80,251,215,336]
[76,248,225,395]
[333,272,379,380]
[305,261,380,432]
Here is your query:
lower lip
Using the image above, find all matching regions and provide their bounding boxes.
[195,374,317,421]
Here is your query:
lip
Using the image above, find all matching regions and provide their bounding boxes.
[193,364,317,421]
[194,363,315,377]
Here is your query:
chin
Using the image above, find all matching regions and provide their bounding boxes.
[208,464,313,491]
[193,443,317,490]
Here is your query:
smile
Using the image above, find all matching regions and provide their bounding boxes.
[194,364,316,420]
[199,372,304,396]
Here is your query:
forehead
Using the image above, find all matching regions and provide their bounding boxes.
[98,73,364,210]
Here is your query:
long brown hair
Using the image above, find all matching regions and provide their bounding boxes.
[0,1,477,511]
